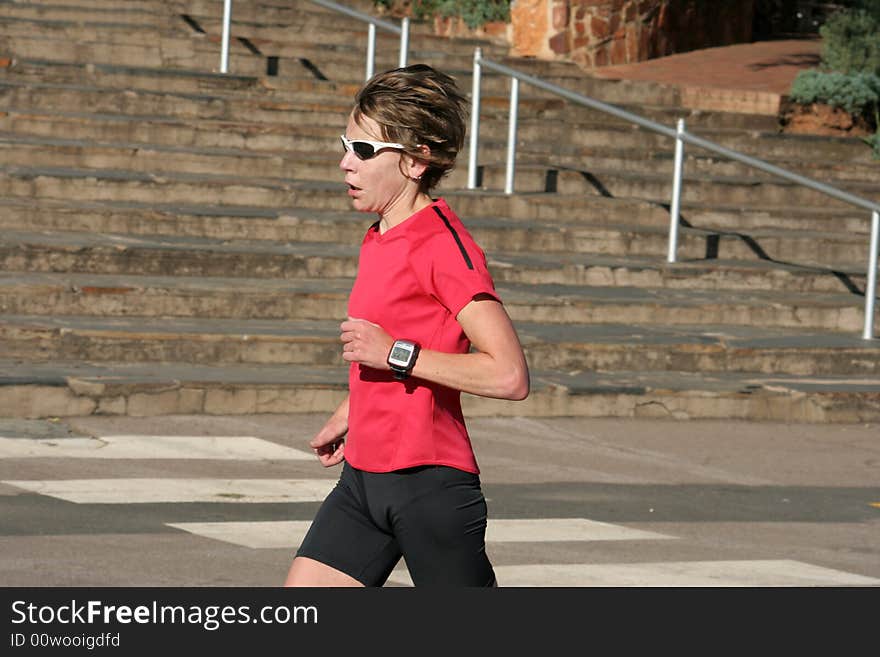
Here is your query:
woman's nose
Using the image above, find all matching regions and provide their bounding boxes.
[340,149,357,171]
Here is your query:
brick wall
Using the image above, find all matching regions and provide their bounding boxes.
[512,0,756,67]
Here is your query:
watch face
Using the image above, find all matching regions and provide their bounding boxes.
[388,343,414,367]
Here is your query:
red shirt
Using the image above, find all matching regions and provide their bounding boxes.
[345,199,500,474]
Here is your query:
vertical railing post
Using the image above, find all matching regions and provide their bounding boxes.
[467,48,482,190]
[399,17,409,67]
[504,76,519,195]
[667,118,686,263]
[366,22,376,80]
[220,0,232,73]
[863,210,879,340]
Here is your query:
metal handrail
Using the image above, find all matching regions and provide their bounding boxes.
[467,48,880,340]
[218,0,409,79]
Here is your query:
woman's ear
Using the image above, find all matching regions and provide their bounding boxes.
[405,144,431,181]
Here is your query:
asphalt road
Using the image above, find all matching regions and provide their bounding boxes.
[0,413,878,587]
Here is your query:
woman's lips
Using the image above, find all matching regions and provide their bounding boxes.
[347,183,361,197]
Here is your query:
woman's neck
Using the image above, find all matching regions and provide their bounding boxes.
[378,192,434,234]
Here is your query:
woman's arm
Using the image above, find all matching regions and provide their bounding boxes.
[340,296,529,401]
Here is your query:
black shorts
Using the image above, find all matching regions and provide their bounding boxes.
[295,461,495,587]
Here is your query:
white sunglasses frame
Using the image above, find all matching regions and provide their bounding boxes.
[340,134,406,160]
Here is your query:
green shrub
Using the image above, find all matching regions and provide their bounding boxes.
[790,69,880,115]
[375,1,511,29]
[839,0,880,19]
[865,130,880,157]
[790,69,880,158]
[819,8,880,75]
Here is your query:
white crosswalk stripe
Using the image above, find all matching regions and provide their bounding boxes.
[166,518,675,549]
[0,435,313,460]
[4,433,879,587]
[387,560,880,587]
[2,478,336,504]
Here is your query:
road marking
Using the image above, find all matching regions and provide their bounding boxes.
[487,518,673,542]
[387,560,880,587]
[168,520,315,548]
[0,435,313,460]
[1,478,336,504]
[166,517,675,549]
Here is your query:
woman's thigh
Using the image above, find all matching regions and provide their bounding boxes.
[284,556,363,587]
[292,463,403,586]
[391,466,496,587]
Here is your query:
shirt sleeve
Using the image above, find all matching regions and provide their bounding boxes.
[411,230,501,318]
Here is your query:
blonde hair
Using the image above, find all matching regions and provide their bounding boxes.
[353,64,468,192]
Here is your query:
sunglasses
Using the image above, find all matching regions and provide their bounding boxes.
[340,134,405,160]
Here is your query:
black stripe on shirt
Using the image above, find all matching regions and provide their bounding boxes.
[432,206,474,270]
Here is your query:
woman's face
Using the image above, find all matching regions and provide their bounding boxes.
[340,112,413,217]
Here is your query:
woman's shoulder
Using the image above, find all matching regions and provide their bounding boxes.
[410,199,474,243]
[407,200,485,272]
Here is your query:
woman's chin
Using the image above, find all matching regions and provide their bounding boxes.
[350,197,373,213]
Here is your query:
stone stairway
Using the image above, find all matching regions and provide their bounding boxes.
[1,0,878,422]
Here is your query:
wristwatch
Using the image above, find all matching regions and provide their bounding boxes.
[387,339,421,380]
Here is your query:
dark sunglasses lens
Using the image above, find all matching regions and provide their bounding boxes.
[351,141,376,159]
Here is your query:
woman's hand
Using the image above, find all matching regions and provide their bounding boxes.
[309,397,349,467]
[340,317,394,371]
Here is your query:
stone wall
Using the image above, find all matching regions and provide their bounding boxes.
[512,0,756,68]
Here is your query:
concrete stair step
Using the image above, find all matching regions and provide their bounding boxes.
[468,162,880,210]
[1,103,874,199]
[187,6,423,40]
[0,61,858,163]
[0,56,778,132]
[0,18,182,49]
[2,0,504,63]
[0,314,340,366]
[1,58,279,94]
[0,163,343,209]
[2,190,873,245]
[511,140,880,185]
[0,133,337,180]
[0,206,869,274]
[0,242,866,296]
[1,314,876,376]
[1,132,874,213]
[1,27,197,69]
[0,78,356,124]
[2,34,784,127]
[171,0,449,36]
[0,25,392,77]
[3,74,716,138]
[0,197,867,276]
[0,20,502,83]
[0,100,845,177]
[1,113,873,212]
[13,0,169,8]
[9,0,168,9]
[1,3,173,26]
[5,228,866,294]
[486,250,868,294]
[0,108,344,152]
[452,192,874,237]
[0,271,868,332]
[2,161,873,263]
[2,125,875,198]
[0,228,361,279]
[4,357,877,421]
